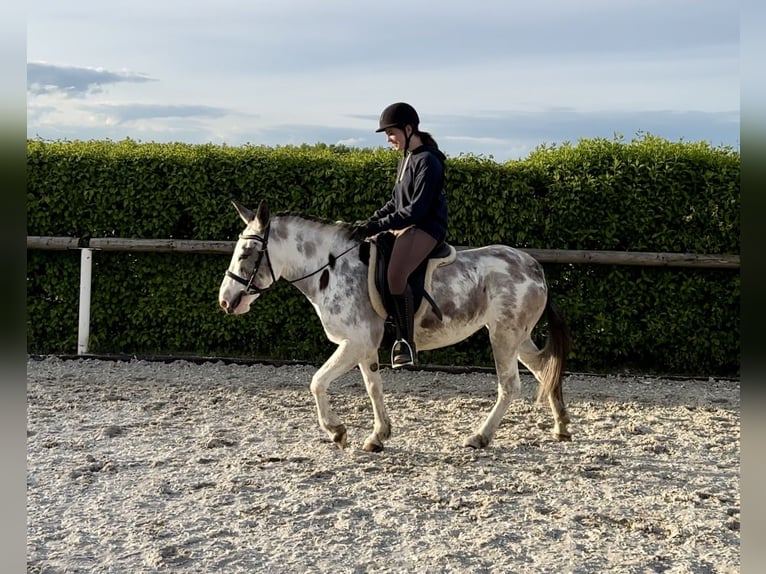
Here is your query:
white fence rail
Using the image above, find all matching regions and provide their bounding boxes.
[27,236,740,355]
[27,236,740,267]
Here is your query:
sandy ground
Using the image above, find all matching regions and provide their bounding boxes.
[27,357,739,573]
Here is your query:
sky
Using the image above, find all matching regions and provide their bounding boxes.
[26,0,740,162]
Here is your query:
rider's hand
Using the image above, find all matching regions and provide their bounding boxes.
[350,219,381,241]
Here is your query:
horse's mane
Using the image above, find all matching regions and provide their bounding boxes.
[275,211,355,235]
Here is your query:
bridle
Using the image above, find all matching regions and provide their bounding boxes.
[225,223,361,296]
[225,224,277,296]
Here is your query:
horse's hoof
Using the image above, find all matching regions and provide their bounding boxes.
[333,437,347,449]
[463,434,489,449]
[331,425,348,449]
[554,432,572,442]
[362,440,384,453]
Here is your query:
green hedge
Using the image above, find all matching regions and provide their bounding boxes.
[26,136,740,376]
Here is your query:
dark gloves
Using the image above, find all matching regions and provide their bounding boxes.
[349,219,381,241]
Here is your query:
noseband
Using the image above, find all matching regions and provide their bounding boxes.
[225,225,278,296]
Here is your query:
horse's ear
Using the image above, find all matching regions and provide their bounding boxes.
[231,199,255,224]
[255,200,270,226]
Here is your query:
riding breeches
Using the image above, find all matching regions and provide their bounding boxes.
[387,226,439,295]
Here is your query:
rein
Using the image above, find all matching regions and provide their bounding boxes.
[225,224,361,296]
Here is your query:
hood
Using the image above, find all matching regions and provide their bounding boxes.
[411,144,447,165]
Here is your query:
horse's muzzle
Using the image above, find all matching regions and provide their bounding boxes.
[219,292,242,314]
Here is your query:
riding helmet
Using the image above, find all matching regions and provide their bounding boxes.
[376,102,420,132]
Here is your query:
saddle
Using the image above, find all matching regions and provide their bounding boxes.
[359,231,457,323]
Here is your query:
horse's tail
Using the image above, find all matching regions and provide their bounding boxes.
[535,296,571,404]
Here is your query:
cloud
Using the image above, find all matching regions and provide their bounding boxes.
[26,105,739,162]
[89,103,232,123]
[170,0,739,80]
[27,62,157,98]
[27,100,238,145]
[24,2,739,161]
[335,137,366,148]
[436,109,740,145]
[221,107,740,161]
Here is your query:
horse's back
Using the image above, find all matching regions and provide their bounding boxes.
[448,244,545,283]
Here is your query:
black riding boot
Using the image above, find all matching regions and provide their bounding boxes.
[391,286,416,368]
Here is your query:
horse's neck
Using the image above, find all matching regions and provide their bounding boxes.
[271,216,352,292]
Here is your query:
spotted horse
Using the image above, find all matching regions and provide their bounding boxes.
[218,200,572,452]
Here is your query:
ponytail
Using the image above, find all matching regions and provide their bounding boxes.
[416,130,439,149]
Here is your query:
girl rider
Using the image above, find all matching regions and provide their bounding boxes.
[351,102,448,368]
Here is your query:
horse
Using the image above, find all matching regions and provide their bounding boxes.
[218,200,572,452]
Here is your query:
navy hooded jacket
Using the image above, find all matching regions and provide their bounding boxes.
[368,145,448,242]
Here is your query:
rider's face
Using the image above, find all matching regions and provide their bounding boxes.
[384,127,407,151]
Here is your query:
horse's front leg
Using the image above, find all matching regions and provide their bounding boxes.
[358,354,392,453]
[310,340,361,449]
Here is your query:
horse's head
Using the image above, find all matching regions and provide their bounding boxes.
[218,199,276,315]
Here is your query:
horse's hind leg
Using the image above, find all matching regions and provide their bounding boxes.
[310,340,362,449]
[358,353,392,453]
[519,338,571,441]
[464,327,523,449]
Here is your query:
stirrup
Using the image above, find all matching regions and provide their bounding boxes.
[391,339,416,368]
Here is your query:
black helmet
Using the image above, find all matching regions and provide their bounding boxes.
[376,102,420,133]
